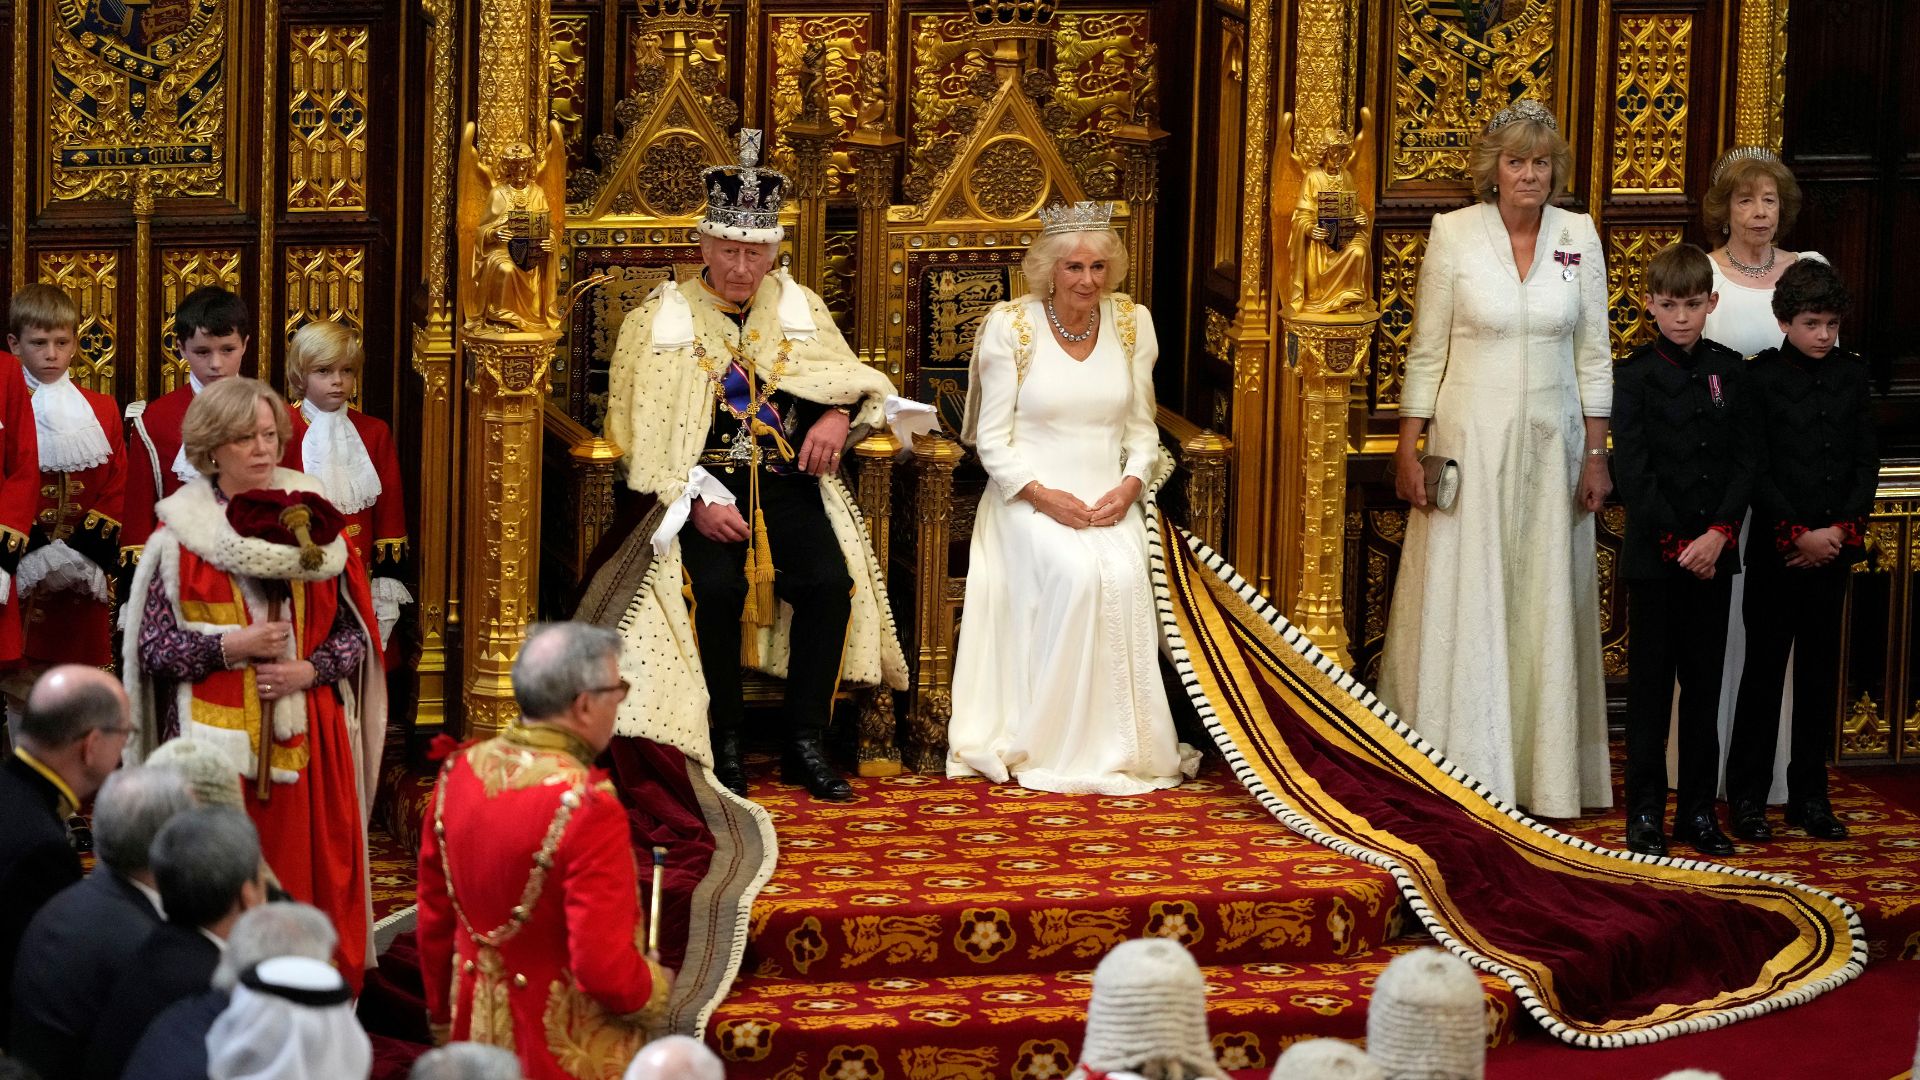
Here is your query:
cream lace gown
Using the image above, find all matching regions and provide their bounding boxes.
[948,297,1198,795]
[1379,202,1613,818]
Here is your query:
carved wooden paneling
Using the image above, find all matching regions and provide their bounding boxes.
[1049,10,1155,200]
[286,23,371,212]
[1609,13,1691,196]
[769,13,872,195]
[1604,225,1683,361]
[1371,228,1425,410]
[283,244,367,341]
[158,247,245,394]
[1388,0,1563,187]
[35,250,120,395]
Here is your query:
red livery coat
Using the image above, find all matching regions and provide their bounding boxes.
[285,407,410,579]
[122,382,196,563]
[417,726,668,1080]
[0,359,42,664]
[22,384,125,666]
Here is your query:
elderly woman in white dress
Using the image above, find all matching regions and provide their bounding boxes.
[947,202,1199,795]
[1662,147,1825,831]
[1380,100,1613,818]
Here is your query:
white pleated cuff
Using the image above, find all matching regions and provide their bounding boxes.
[16,541,107,604]
[649,280,696,349]
[651,466,739,555]
[883,396,941,454]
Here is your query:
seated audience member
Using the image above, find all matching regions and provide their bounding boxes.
[1269,1040,1382,1080]
[412,1043,525,1080]
[9,767,192,1076]
[622,1035,725,1080]
[1364,948,1486,1080]
[83,806,267,1080]
[120,901,337,1080]
[418,623,671,1079]
[0,665,129,1048]
[1069,939,1224,1080]
[205,955,370,1080]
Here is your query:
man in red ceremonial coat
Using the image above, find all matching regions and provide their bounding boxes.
[418,623,671,1080]
[121,286,250,568]
[6,285,124,686]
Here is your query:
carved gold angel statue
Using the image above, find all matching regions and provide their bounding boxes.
[1283,109,1373,315]
[456,121,568,333]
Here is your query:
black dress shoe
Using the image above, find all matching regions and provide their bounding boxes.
[783,735,854,801]
[712,728,749,797]
[1729,803,1773,843]
[1785,801,1849,840]
[1624,814,1667,857]
[1672,812,1735,857]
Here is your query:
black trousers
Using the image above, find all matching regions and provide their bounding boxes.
[1623,574,1732,823]
[1726,564,1848,810]
[679,470,853,741]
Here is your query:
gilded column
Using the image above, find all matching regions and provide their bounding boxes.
[1731,0,1789,151]
[907,435,964,773]
[854,431,903,777]
[1275,0,1374,666]
[1112,119,1168,309]
[846,126,903,374]
[783,122,836,291]
[1181,430,1234,554]
[457,0,565,739]
[410,0,462,735]
[132,173,154,402]
[1228,0,1277,593]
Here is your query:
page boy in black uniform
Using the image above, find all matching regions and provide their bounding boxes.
[1613,243,1754,858]
[1726,259,1878,843]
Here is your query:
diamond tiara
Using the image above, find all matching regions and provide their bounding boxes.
[1036,200,1114,237]
[1711,145,1779,187]
[1485,98,1558,136]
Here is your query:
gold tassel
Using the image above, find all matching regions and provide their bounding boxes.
[738,405,777,667]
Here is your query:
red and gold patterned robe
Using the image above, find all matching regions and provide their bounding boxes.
[417,724,669,1080]
[0,358,41,664]
[21,383,123,666]
[121,382,196,565]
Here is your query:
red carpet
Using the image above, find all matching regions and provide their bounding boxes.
[708,759,1519,1076]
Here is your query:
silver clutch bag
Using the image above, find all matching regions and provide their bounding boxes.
[1421,455,1460,511]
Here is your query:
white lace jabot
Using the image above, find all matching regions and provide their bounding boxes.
[24,370,110,472]
[299,399,382,515]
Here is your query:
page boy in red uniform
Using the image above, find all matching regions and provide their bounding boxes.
[122,286,250,569]
[281,321,411,647]
[4,285,124,705]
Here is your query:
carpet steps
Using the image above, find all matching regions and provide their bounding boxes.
[709,945,1520,1077]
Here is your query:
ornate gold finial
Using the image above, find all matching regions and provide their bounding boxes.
[1485,98,1557,136]
[1036,200,1115,237]
[635,0,722,35]
[967,0,1057,41]
[1711,145,1780,187]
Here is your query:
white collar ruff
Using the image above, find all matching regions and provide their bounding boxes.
[298,399,381,515]
[24,370,111,472]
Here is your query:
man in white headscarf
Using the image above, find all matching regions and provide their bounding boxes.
[599,127,925,801]
[205,955,370,1080]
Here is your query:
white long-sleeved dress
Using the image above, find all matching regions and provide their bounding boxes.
[1379,202,1613,818]
[947,296,1198,795]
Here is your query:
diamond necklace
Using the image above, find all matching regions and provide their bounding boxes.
[1046,299,1097,343]
[1724,244,1777,279]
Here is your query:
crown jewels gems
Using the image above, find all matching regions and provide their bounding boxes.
[1711,145,1780,187]
[1485,98,1558,136]
[699,129,789,240]
[1036,200,1114,237]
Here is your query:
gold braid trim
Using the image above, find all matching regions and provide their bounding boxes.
[374,537,410,564]
[0,524,27,553]
[433,747,589,951]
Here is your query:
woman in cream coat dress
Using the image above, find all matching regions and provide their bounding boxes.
[1380,101,1613,818]
[947,207,1198,796]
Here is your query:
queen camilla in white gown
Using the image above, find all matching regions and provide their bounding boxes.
[947,261,1199,795]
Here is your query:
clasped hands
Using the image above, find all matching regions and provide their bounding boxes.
[690,408,854,543]
[1785,526,1846,569]
[222,621,316,703]
[1020,477,1143,529]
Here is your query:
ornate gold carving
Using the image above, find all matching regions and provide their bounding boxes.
[46,0,229,202]
[460,125,566,333]
[9,3,25,290]
[1284,314,1377,667]
[637,135,710,216]
[158,247,243,394]
[1373,229,1428,409]
[286,24,370,212]
[769,15,871,195]
[1181,431,1234,554]
[548,15,591,163]
[1605,226,1683,361]
[35,251,119,395]
[820,229,858,345]
[1204,309,1233,365]
[1389,1,1560,184]
[1048,12,1152,199]
[258,0,279,352]
[1732,0,1789,152]
[475,1,547,163]
[906,13,989,203]
[967,139,1047,221]
[1856,519,1902,574]
[1609,15,1690,196]
[1903,698,1920,758]
[283,244,367,343]
[857,685,902,778]
[908,437,966,773]
[1283,116,1372,315]
[413,0,459,736]
[1228,0,1274,591]
[1842,691,1889,757]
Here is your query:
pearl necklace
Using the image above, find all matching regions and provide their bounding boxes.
[1724,244,1777,279]
[1046,299,1097,343]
